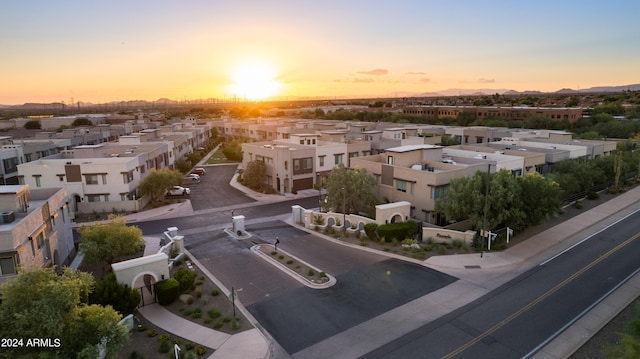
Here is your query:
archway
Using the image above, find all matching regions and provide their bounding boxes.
[132,271,160,306]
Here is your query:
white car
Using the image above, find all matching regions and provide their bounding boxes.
[167,186,190,196]
[184,174,201,182]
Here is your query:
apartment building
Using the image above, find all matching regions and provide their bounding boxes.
[0,185,74,285]
[350,144,486,224]
[17,135,174,214]
[241,133,372,194]
[402,105,585,123]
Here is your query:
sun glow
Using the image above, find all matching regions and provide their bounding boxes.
[227,61,284,101]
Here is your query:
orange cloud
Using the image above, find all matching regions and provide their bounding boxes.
[357,69,388,76]
[478,78,495,83]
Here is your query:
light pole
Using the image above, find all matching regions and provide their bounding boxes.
[342,186,346,235]
[480,163,491,258]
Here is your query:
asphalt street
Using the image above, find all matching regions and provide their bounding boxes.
[360,209,640,359]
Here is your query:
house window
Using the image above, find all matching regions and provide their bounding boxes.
[431,185,449,199]
[85,174,99,185]
[101,174,107,185]
[334,154,344,165]
[33,175,42,187]
[410,183,414,194]
[284,161,288,170]
[319,156,325,166]
[0,256,17,276]
[349,152,358,158]
[2,157,19,173]
[122,170,134,184]
[396,180,407,192]
[86,194,101,202]
[300,140,304,145]
[57,174,65,182]
[293,157,313,175]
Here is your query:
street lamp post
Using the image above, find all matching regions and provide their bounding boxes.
[480,163,491,258]
[342,186,346,235]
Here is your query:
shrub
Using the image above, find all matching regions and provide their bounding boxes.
[185,342,196,350]
[195,346,207,356]
[195,287,202,298]
[364,223,378,240]
[174,267,196,292]
[286,259,294,265]
[313,214,325,225]
[377,221,416,243]
[587,191,599,200]
[307,269,315,276]
[213,322,223,329]
[211,289,220,296]
[146,329,158,337]
[278,255,284,260]
[208,309,221,318]
[575,200,583,209]
[157,334,170,343]
[223,316,232,323]
[158,339,171,353]
[155,278,180,305]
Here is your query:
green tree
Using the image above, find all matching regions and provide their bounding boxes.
[24,120,41,129]
[0,268,129,359]
[242,160,267,191]
[89,271,141,316]
[72,117,93,126]
[174,158,192,173]
[518,172,562,226]
[78,215,144,265]
[325,164,380,216]
[435,171,486,230]
[138,167,184,201]
[222,139,243,161]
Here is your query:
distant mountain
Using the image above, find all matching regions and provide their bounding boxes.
[2,84,639,109]
[554,84,640,94]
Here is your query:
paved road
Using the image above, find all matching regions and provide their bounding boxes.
[187,164,256,211]
[360,209,640,359]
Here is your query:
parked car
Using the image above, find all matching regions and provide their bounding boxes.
[167,186,190,196]
[184,173,201,182]
[191,167,206,176]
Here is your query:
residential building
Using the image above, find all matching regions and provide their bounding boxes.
[17,135,175,214]
[401,105,585,123]
[0,185,74,285]
[241,133,372,194]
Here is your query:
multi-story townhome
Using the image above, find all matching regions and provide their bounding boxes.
[350,144,489,224]
[0,185,74,285]
[17,134,174,215]
[241,133,372,194]
[401,105,585,123]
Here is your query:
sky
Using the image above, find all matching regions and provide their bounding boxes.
[1,0,639,105]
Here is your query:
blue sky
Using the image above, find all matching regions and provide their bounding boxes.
[1,1,638,104]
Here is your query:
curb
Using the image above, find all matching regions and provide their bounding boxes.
[251,244,337,289]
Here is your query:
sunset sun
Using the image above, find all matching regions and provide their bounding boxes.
[227,61,283,101]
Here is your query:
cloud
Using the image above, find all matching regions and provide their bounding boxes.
[418,78,431,83]
[405,71,426,75]
[333,78,375,83]
[478,78,495,84]
[356,69,388,76]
